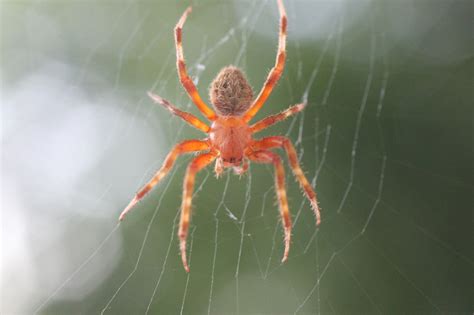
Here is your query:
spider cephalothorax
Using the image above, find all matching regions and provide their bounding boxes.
[209,66,253,116]
[120,0,321,273]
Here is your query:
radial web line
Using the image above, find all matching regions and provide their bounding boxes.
[99,168,179,314]
[315,237,321,315]
[248,233,266,278]
[77,0,136,86]
[228,1,266,306]
[100,105,197,313]
[114,12,150,91]
[312,125,332,187]
[376,34,390,143]
[321,11,344,107]
[328,149,474,276]
[102,47,172,155]
[289,0,303,84]
[234,0,266,67]
[49,0,137,159]
[293,124,331,228]
[207,219,219,315]
[327,298,337,314]
[107,24,174,157]
[361,155,387,234]
[294,233,362,313]
[191,0,261,71]
[337,256,383,314]
[101,110,213,314]
[292,28,334,150]
[301,31,334,104]
[146,167,210,312]
[259,186,274,217]
[235,170,253,314]
[313,116,321,173]
[32,224,120,314]
[303,228,320,254]
[334,160,448,315]
[30,3,139,312]
[122,13,164,136]
[301,125,330,246]
[206,173,231,314]
[235,221,244,315]
[412,222,474,267]
[264,217,281,278]
[29,1,464,314]
[295,110,306,149]
[365,191,474,268]
[361,30,390,234]
[145,210,181,314]
[336,22,377,214]
[366,238,443,312]
[130,9,212,137]
[292,11,342,228]
[208,2,269,312]
[293,253,336,314]
[138,30,163,60]
[290,10,341,189]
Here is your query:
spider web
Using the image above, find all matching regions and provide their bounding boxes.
[1,0,472,314]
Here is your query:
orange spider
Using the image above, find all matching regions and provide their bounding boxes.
[119,0,321,272]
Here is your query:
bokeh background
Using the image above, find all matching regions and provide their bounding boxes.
[1,0,472,314]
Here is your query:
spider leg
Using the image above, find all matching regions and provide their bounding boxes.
[250,103,306,134]
[243,0,287,123]
[180,151,218,272]
[252,136,321,225]
[214,157,224,178]
[148,92,210,133]
[247,150,292,263]
[175,7,217,121]
[233,159,249,176]
[119,139,210,221]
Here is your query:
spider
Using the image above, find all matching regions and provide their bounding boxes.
[119,0,321,272]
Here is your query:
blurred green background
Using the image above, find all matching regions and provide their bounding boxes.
[1,0,472,314]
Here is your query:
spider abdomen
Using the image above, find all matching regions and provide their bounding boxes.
[209,66,253,116]
[122,0,321,272]
[209,117,251,165]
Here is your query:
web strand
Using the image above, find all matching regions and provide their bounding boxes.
[336,20,377,214]
[16,1,472,314]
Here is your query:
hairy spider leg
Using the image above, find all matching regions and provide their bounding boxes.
[243,0,287,123]
[250,103,306,133]
[148,92,210,133]
[248,150,292,262]
[252,136,321,225]
[180,151,218,272]
[175,7,217,121]
[119,139,210,221]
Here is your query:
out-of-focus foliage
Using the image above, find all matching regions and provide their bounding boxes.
[1,0,472,314]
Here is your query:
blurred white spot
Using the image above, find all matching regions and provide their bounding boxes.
[1,60,164,313]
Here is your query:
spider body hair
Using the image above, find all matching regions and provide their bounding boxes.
[209,66,253,117]
[120,0,322,273]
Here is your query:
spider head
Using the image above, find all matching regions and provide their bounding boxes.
[209,66,253,116]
